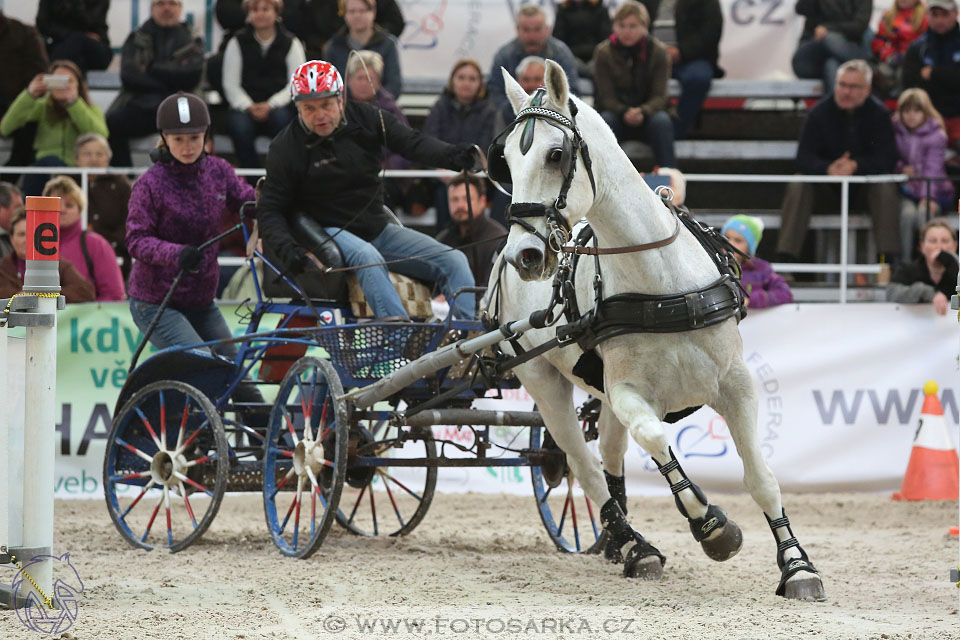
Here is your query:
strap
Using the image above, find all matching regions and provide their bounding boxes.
[561,216,680,255]
[79,230,98,297]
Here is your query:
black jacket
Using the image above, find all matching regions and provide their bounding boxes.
[553,1,612,63]
[423,92,497,150]
[794,0,872,43]
[903,24,960,119]
[36,0,110,47]
[891,251,959,298]
[258,101,462,265]
[795,94,897,175]
[235,23,294,103]
[112,18,204,112]
[293,0,404,60]
[0,14,49,109]
[641,0,724,73]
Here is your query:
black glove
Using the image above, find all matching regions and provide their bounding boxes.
[177,245,203,272]
[280,246,311,276]
[936,250,959,269]
[450,143,481,172]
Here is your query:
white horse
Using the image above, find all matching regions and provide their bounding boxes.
[485,61,826,601]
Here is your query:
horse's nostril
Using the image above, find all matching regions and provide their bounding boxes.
[520,248,543,269]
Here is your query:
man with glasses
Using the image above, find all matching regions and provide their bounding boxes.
[776,59,901,268]
[903,0,960,148]
[105,0,204,167]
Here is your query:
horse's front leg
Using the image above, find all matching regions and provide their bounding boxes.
[597,407,631,563]
[714,361,827,602]
[607,381,745,565]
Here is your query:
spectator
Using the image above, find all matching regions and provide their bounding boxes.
[0,182,23,258]
[495,56,546,130]
[105,0,204,168]
[593,1,676,168]
[43,175,125,300]
[777,60,901,265]
[722,214,793,308]
[293,0,404,60]
[644,0,724,139]
[74,133,132,272]
[436,174,506,287]
[553,0,612,79]
[0,59,108,196]
[0,10,49,177]
[215,0,302,33]
[893,88,955,260]
[323,0,403,99]
[791,0,872,90]
[871,0,929,92]
[903,0,960,147]
[487,5,580,112]
[0,206,95,302]
[256,60,478,320]
[887,218,958,313]
[222,0,305,170]
[35,0,113,73]
[126,93,256,356]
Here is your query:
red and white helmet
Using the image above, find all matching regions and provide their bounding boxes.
[290,60,344,103]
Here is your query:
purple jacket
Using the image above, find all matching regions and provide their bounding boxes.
[740,258,793,309]
[126,154,255,308]
[893,117,955,203]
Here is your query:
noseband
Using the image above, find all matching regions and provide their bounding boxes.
[497,89,597,253]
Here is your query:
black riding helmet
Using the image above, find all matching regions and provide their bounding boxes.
[152,92,211,164]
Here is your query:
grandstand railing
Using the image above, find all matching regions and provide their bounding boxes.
[6,167,926,303]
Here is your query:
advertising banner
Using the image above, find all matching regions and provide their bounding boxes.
[40,302,959,498]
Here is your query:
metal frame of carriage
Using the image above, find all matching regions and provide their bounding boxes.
[102,216,607,559]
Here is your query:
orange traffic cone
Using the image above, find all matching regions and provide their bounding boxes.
[893,381,959,501]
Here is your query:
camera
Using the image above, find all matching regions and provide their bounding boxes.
[42,74,70,90]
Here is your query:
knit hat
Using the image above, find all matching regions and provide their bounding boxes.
[722,214,764,255]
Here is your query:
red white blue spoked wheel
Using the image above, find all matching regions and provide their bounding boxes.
[103,380,228,552]
[530,426,606,554]
[263,356,347,558]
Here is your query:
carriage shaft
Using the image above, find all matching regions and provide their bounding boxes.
[400,409,545,428]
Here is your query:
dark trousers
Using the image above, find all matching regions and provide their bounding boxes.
[225,106,294,168]
[106,102,159,168]
[48,33,113,72]
[21,155,69,196]
[601,110,677,168]
[777,180,901,259]
[672,59,714,140]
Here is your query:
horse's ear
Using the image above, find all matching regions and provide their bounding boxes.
[544,60,569,113]
[502,67,529,116]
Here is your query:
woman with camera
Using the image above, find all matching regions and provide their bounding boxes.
[0,59,108,195]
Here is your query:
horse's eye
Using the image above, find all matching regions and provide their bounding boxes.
[548,148,563,163]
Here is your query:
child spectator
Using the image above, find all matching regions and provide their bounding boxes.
[221,0,305,169]
[871,0,929,92]
[887,218,958,314]
[553,0,612,79]
[0,206,95,302]
[43,175,125,301]
[893,88,955,260]
[0,60,108,196]
[323,0,403,99]
[722,214,794,308]
[75,133,132,271]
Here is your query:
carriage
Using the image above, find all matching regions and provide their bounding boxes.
[102,213,605,559]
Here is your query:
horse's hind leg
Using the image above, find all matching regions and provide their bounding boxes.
[714,361,826,602]
[598,407,630,563]
[607,382,744,564]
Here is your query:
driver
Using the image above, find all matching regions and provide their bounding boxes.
[257,60,481,319]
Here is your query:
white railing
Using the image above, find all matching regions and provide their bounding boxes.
[7,166,915,303]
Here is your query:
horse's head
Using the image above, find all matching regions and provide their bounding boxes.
[490,60,597,281]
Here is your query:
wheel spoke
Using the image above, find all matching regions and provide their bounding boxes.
[378,470,406,528]
[270,468,296,500]
[557,488,572,538]
[120,479,156,520]
[176,399,190,452]
[368,485,378,536]
[585,497,599,541]
[163,484,173,548]
[141,493,164,542]
[178,481,198,529]
[379,471,423,502]
[284,410,300,446]
[184,455,212,468]
[173,471,214,497]
[293,476,303,550]
[116,437,155,465]
[278,477,301,536]
[346,483,369,525]
[134,407,162,451]
[176,420,211,456]
[159,390,167,450]
[570,486,581,552]
[109,470,150,484]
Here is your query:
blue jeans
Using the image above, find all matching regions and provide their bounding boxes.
[129,298,238,360]
[226,106,294,168]
[324,224,476,319]
[673,59,714,140]
[602,110,677,168]
[792,32,868,89]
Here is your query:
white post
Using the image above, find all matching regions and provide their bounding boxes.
[0,319,7,551]
[839,179,849,304]
[19,196,62,609]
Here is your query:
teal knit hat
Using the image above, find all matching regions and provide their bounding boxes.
[722,214,764,255]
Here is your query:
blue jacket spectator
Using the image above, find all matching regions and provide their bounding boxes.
[424,59,497,151]
[323,0,403,98]
[487,5,580,110]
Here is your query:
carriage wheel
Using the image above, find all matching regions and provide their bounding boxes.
[529,426,606,554]
[335,404,438,537]
[263,356,348,558]
[103,381,228,552]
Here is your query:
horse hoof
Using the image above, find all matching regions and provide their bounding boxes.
[623,554,664,580]
[782,574,827,602]
[700,519,743,562]
[603,539,623,564]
